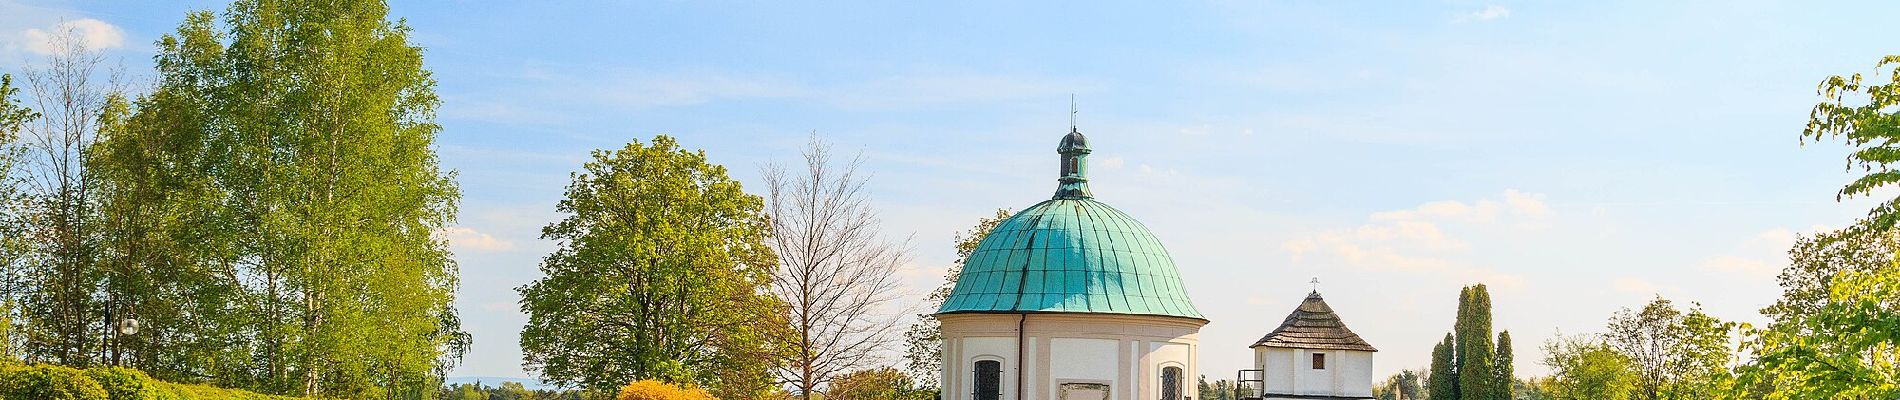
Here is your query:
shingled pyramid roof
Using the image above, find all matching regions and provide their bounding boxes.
[1250,291,1378,351]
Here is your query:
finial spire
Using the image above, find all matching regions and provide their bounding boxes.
[1310,277,1321,294]
[1055,99,1092,199]
[1070,94,1077,132]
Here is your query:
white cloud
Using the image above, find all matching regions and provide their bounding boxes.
[1455,6,1512,23]
[1282,190,1547,288]
[22,18,123,55]
[1368,188,1549,225]
[437,226,517,253]
[1695,228,1797,278]
[1096,156,1126,170]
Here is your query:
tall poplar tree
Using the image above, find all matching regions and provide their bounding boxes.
[1430,333,1457,399]
[1456,285,1497,400]
[1496,331,1515,399]
[1434,284,1511,400]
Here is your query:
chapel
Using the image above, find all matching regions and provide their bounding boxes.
[935,127,1206,400]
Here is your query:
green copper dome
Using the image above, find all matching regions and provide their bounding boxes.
[936,129,1203,320]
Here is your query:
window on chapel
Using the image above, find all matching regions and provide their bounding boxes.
[1312,353,1326,370]
[975,360,1001,400]
[1161,366,1182,400]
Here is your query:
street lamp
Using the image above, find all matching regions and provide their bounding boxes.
[116,318,138,337]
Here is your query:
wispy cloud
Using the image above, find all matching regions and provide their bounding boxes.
[1454,6,1512,23]
[21,18,123,55]
[1283,190,1548,288]
[437,226,517,253]
[1695,228,1798,278]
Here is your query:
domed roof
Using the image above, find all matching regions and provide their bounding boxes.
[936,130,1202,320]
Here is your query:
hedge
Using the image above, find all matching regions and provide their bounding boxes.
[0,362,301,400]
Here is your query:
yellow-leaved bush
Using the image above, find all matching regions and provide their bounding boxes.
[616,380,718,400]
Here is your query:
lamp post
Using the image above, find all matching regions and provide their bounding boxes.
[103,300,138,367]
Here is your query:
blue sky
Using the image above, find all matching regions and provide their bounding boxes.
[4,0,1897,383]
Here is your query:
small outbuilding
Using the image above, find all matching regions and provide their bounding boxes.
[1242,291,1377,400]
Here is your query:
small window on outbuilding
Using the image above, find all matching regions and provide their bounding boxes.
[1312,353,1326,370]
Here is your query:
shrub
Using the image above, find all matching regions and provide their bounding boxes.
[617,380,717,400]
[0,362,301,400]
[0,362,109,400]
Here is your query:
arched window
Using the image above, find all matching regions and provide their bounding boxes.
[1161,366,1182,400]
[975,360,1002,400]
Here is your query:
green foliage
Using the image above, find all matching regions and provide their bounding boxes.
[1434,284,1509,400]
[1429,333,1457,400]
[0,362,108,400]
[1804,55,1900,231]
[824,368,934,400]
[64,0,471,396]
[1603,297,1736,399]
[1742,54,1900,397]
[1540,335,1639,400]
[0,73,34,361]
[1457,285,1499,400]
[0,362,301,400]
[1198,375,1237,400]
[1743,228,1900,398]
[1495,331,1514,399]
[518,135,781,399]
[436,381,580,400]
[1374,370,1422,400]
[901,208,1010,387]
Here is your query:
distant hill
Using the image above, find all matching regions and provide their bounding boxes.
[444,376,560,391]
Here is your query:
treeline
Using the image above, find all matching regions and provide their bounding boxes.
[0,0,465,398]
[1363,55,1900,400]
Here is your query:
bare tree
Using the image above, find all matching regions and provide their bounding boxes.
[764,136,909,399]
[16,24,123,365]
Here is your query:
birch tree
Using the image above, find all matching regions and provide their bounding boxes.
[15,26,120,366]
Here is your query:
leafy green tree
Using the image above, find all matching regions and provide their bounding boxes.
[1430,333,1457,400]
[1375,370,1422,400]
[120,1,470,396]
[1541,335,1638,400]
[1804,55,1900,231]
[0,73,37,361]
[1743,54,1900,398]
[518,136,782,399]
[1604,297,1734,400]
[825,367,934,400]
[1745,228,1900,398]
[901,208,1010,386]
